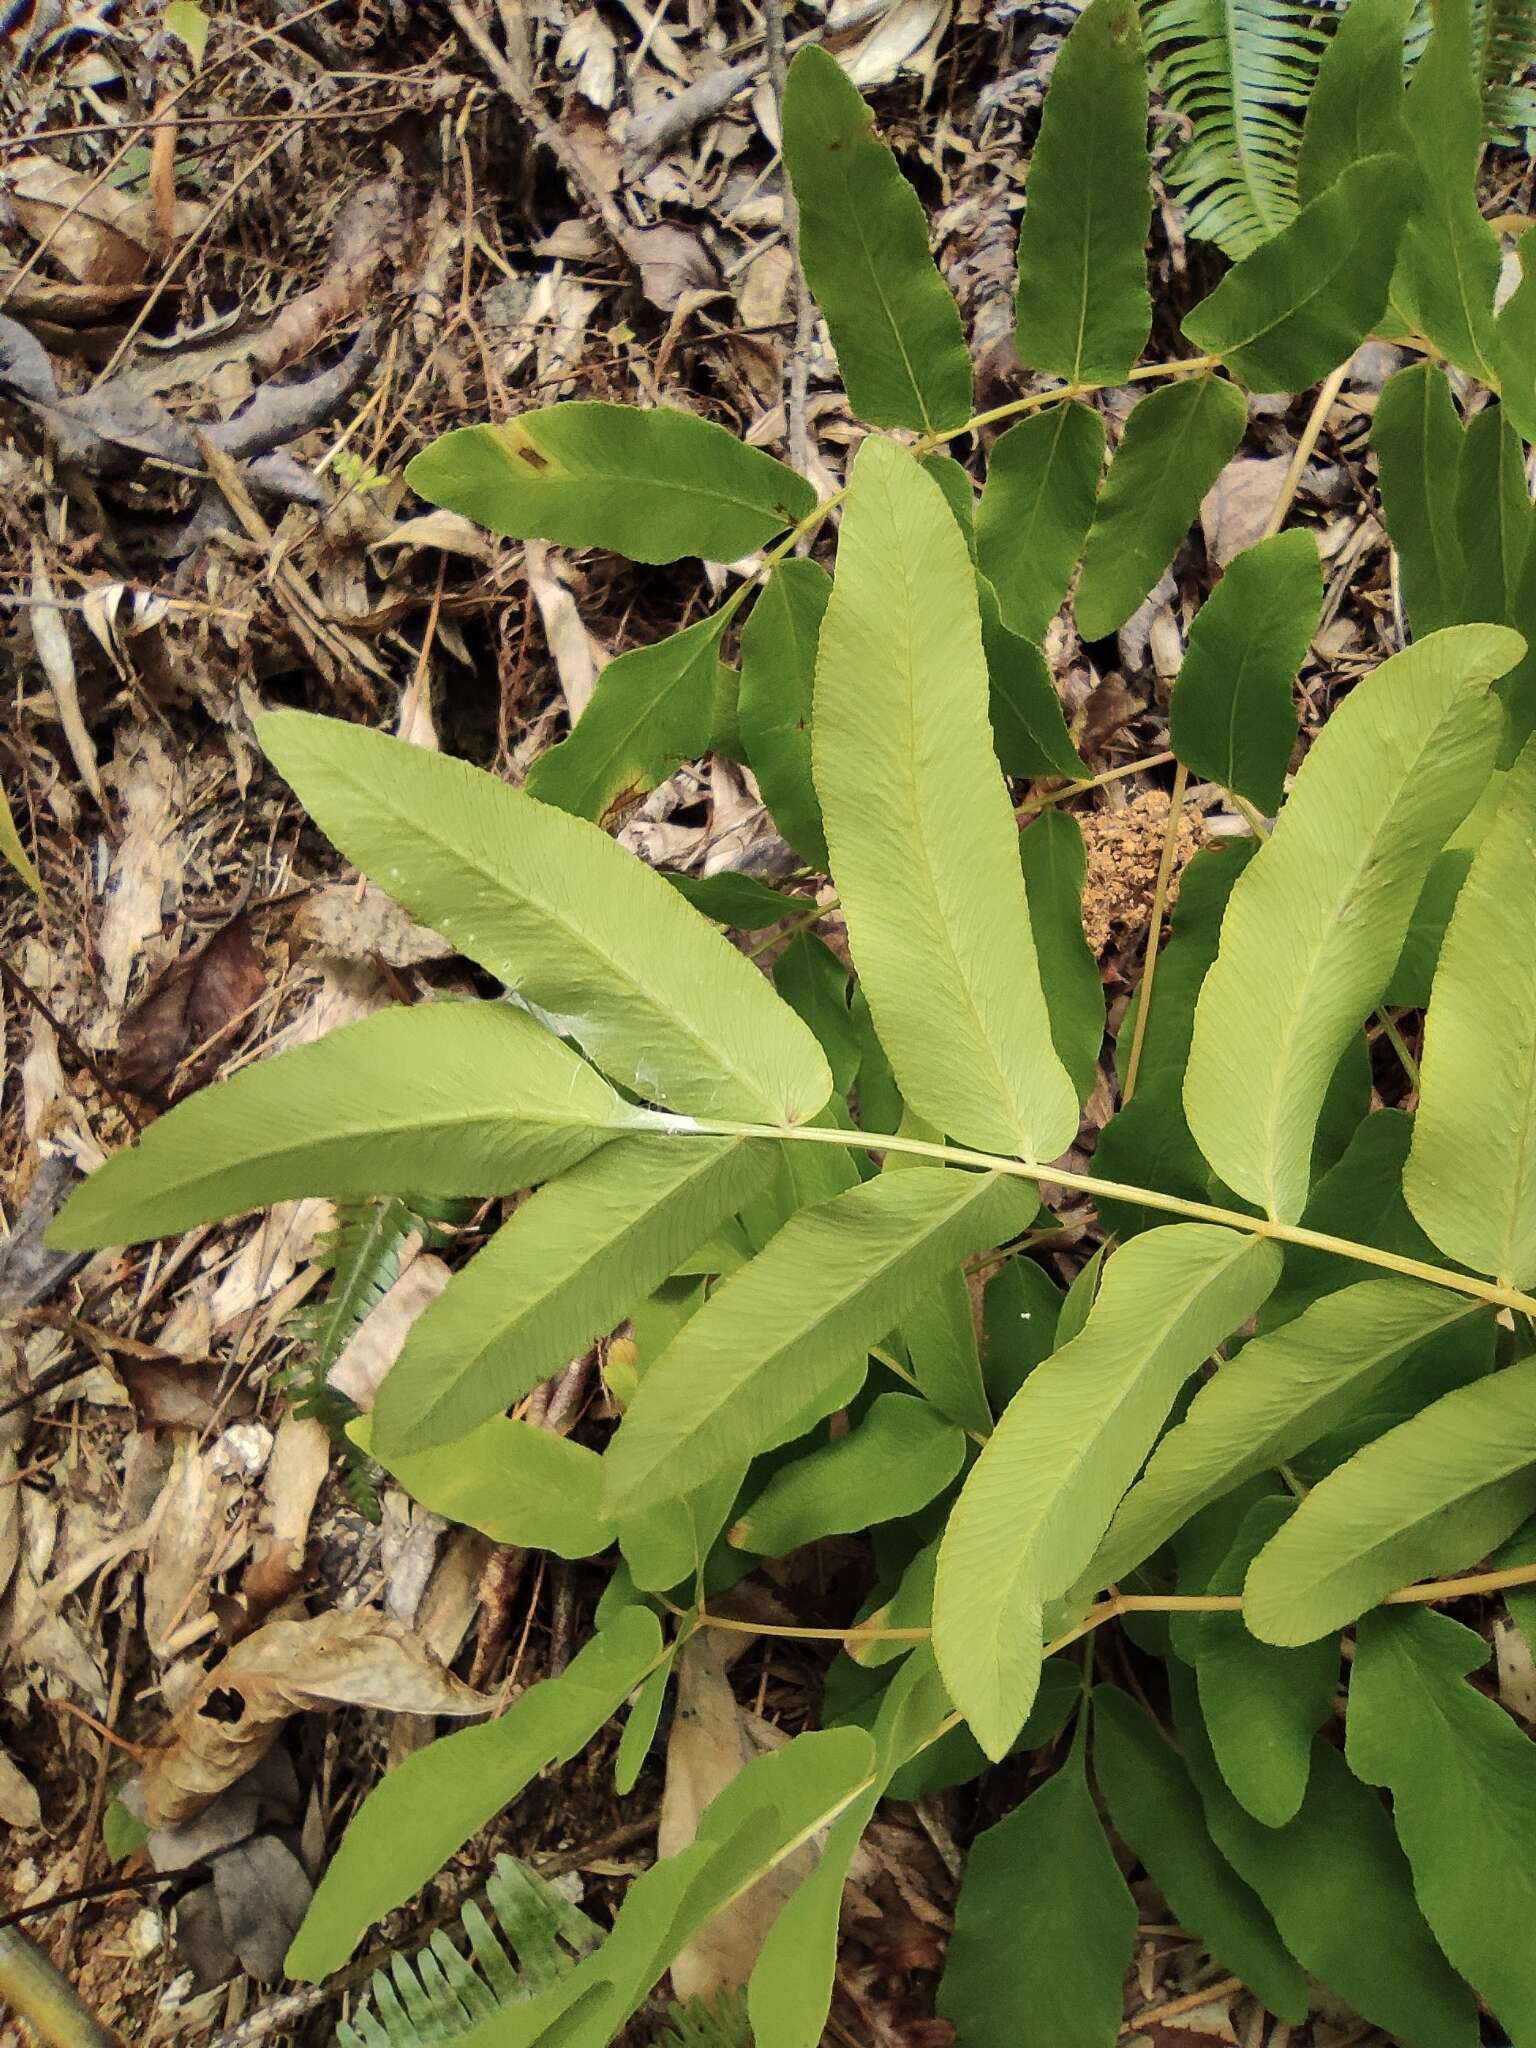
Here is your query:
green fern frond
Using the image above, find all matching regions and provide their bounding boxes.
[1144,0,1328,257]
[289,1197,426,1372]
[657,1989,752,2048]
[335,1861,753,2048]
[283,1194,470,1523]
[336,1858,601,2047]
[1472,0,1536,137]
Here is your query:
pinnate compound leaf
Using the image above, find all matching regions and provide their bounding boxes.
[1182,154,1414,392]
[525,612,731,824]
[934,1224,1281,1759]
[1012,0,1150,384]
[975,402,1104,643]
[737,559,830,869]
[772,932,859,1097]
[1455,402,1535,631]
[1372,360,1467,638]
[1170,529,1320,813]
[354,1414,613,1559]
[1295,0,1412,207]
[1193,1498,1338,1826]
[286,1607,663,1981]
[1497,236,1536,448]
[1074,377,1247,643]
[1407,736,1536,1286]
[936,1731,1136,2048]
[604,1167,1035,1514]
[1020,809,1104,1102]
[457,1728,879,2048]
[1087,1279,1485,1594]
[781,45,971,434]
[748,1651,951,2048]
[1091,1686,1308,2023]
[50,1003,626,1251]
[1170,1662,1476,2048]
[662,870,802,930]
[1184,626,1521,1224]
[1394,0,1502,384]
[1244,1358,1536,1645]
[979,581,1086,781]
[1348,1605,1536,2047]
[814,437,1077,1158]
[729,1393,965,1557]
[904,1266,994,1434]
[371,1135,773,1456]
[404,404,814,564]
[256,713,831,1126]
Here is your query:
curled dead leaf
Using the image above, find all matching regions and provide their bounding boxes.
[3,155,150,287]
[140,1606,491,1827]
[115,914,268,1101]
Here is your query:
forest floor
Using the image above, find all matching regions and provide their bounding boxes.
[0,2,1520,2044]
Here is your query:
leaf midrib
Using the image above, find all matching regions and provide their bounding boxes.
[617,1173,1003,1500]
[414,1137,751,1429]
[328,748,794,1125]
[1254,689,1488,1218]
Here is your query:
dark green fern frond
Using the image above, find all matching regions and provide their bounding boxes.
[289,1197,426,1371]
[1144,0,1328,256]
[657,1989,752,2048]
[283,1194,471,1523]
[336,1858,601,2047]
[1473,0,1536,137]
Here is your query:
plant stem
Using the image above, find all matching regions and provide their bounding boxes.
[1262,359,1350,542]
[918,352,1224,452]
[670,1115,1536,1317]
[745,892,838,962]
[1015,748,1178,818]
[1121,760,1190,1104]
[688,1557,1536,1654]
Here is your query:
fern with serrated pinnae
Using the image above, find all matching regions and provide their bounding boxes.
[335,1858,750,2048]
[657,1990,751,2047]
[282,1194,471,1522]
[1143,0,1327,257]
[1469,0,1536,137]
[336,1857,600,2046]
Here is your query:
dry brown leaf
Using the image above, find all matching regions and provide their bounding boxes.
[211,1833,313,1980]
[525,541,606,722]
[329,1253,451,1410]
[118,1355,255,1432]
[837,0,951,86]
[29,543,101,804]
[296,881,453,968]
[3,155,150,286]
[90,726,185,1045]
[0,1746,41,1829]
[116,914,268,1100]
[142,1438,245,1659]
[658,1630,803,2000]
[241,1414,331,1622]
[140,1606,491,1826]
[250,179,400,376]
[1199,457,1288,568]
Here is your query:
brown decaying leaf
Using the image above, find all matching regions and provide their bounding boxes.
[118,1354,255,1432]
[2,155,150,286]
[139,1606,491,1826]
[115,914,267,1100]
[658,1629,806,2000]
